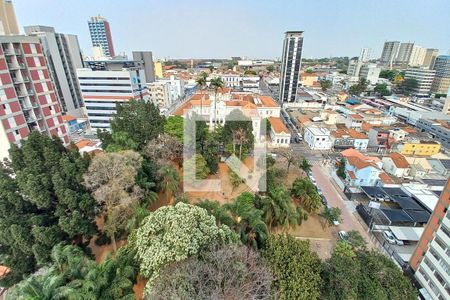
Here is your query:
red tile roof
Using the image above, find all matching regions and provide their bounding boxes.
[379,172,394,184]
[388,152,410,168]
[62,115,76,122]
[350,114,364,120]
[347,170,356,180]
[268,117,289,134]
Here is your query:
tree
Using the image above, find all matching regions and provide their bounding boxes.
[144,134,183,165]
[263,235,323,300]
[131,203,238,294]
[225,192,268,249]
[233,127,249,159]
[164,115,184,141]
[276,147,300,172]
[223,109,254,156]
[299,157,312,173]
[99,99,165,150]
[0,132,97,286]
[291,177,322,212]
[184,154,210,185]
[320,79,332,91]
[266,65,275,73]
[260,187,304,231]
[374,83,391,96]
[148,245,273,300]
[229,170,243,190]
[346,230,367,250]
[196,200,235,227]
[348,78,368,95]
[244,69,257,75]
[195,72,208,114]
[379,69,398,81]
[319,206,342,228]
[400,78,418,96]
[202,127,222,173]
[337,158,346,179]
[84,150,143,253]
[210,77,225,129]
[157,165,180,203]
[8,244,139,300]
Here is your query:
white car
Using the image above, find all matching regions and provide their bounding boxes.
[382,231,404,245]
[338,231,348,241]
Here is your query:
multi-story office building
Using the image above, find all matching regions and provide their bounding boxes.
[84,54,154,83]
[380,41,400,66]
[0,0,18,35]
[396,42,414,64]
[154,60,163,79]
[410,179,450,300]
[24,25,84,116]
[416,118,450,149]
[423,49,439,69]
[88,15,115,57]
[409,45,427,67]
[432,55,450,95]
[77,67,148,130]
[148,81,170,109]
[0,35,69,159]
[279,31,303,103]
[359,64,381,84]
[404,68,436,97]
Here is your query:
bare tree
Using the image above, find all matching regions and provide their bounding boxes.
[275,148,301,172]
[148,245,274,300]
[144,134,183,165]
[83,150,143,252]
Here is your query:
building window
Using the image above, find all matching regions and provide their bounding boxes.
[30,44,37,54]
[33,57,40,67]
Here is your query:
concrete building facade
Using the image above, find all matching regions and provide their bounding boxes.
[0,0,18,35]
[77,68,149,130]
[0,35,69,159]
[24,25,84,116]
[404,68,436,97]
[409,45,427,67]
[88,15,115,57]
[423,49,439,69]
[359,64,381,84]
[410,179,450,300]
[380,41,400,67]
[432,55,450,95]
[396,42,414,64]
[279,31,303,103]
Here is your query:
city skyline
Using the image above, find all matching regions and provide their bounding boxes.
[15,0,450,59]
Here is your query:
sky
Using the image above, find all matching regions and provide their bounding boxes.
[14,0,450,60]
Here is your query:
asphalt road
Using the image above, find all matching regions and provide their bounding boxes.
[312,164,374,248]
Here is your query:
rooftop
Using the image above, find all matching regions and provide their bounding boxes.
[387,153,410,168]
[268,117,289,134]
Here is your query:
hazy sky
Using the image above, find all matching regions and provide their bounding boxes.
[14,0,450,59]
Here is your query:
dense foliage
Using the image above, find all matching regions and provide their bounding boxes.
[263,235,323,300]
[131,202,238,294]
[291,177,322,212]
[0,132,97,286]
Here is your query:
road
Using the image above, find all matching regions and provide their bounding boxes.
[311,164,374,248]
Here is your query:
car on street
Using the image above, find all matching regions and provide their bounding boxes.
[316,187,322,195]
[382,230,404,245]
[320,194,327,204]
[338,231,348,241]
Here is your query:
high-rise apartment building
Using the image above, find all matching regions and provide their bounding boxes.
[347,48,371,77]
[88,15,115,57]
[0,35,69,159]
[359,64,381,85]
[404,68,436,97]
[410,179,450,300]
[0,0,18,35]
[380,41,400,66]
[409,45,427,67]
[431,55,450,95]
[279,31,303,103]
[396,42,414,64]
[24,25,84,117]
[77,67,149,130]
[423,49,439,69]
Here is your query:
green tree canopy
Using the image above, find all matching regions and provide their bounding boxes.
[263,235,323,300]
[291,177,322,212]
[164,115,184,142]
[99,99,165,151]
[131,202,238,294]
[374,83,392,96]
[320,79,332,91]
[0,132,97,286]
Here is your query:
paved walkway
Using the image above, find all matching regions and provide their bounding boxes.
[312,165,374,249]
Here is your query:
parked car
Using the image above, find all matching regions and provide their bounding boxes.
[321,195,327,205]
[316,187,322,195]
[382,231,397,244]
[338,231,348,241]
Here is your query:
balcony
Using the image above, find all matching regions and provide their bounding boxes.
[16,91,27,97]
[8,62,19,70]
[3,49,13,55]
[12,77,23,84]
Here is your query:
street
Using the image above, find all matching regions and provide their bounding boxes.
[311,164,375,248]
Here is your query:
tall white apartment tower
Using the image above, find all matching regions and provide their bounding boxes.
[380,41,400,67]
[279,31,303,104]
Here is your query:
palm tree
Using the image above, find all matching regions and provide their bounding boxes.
[196,199,235,227]
[299,157,312,174]
[210,77,225,129]
[261,187,300,231]
[291,177,322,212]
[195,72,208,117]
[233,128,249,159]
[158,165,180,204]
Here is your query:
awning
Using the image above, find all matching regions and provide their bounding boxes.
[389,226,424,241]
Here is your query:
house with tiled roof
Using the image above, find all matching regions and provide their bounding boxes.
[331,127,369,151]
[382,152,411,178]
[345,114,364,130]
[342,149,387,187]
[268,117,291,148]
